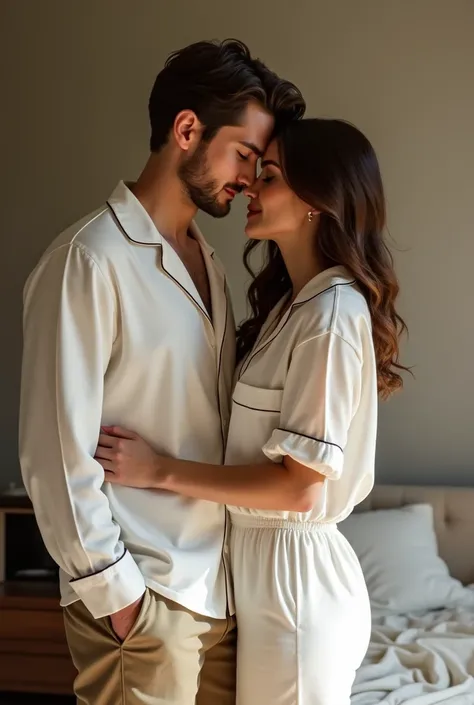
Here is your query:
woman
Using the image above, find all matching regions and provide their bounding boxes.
[95,118,408,704]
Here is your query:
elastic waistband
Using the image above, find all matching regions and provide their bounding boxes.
[230,514,338,533]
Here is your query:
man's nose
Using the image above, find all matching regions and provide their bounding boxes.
[243,185,258,199]
[237,162,257,189]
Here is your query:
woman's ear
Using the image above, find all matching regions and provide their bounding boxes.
[306,209,320,223]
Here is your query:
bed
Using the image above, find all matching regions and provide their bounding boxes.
[347,485,474,705]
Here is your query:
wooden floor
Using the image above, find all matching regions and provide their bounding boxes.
[0,696,74,704]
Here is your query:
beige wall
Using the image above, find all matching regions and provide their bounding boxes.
[1,0,473,488]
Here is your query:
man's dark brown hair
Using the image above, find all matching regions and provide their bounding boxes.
[148,39,305,152]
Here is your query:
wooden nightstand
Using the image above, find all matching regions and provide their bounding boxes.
[0,496,75,695]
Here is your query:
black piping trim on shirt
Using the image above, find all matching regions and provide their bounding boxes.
[239,280,356,379]
[157,243,213,325]
[291,280,356,309]
[107,201,213,326]
[106,201,159,247]
[217,282,230,611]
[107,200,216,260]
[217,283,229,454]
[277,428,344,454]
[69,547,128,583]
[232,399,281,414]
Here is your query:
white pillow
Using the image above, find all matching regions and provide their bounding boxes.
[339,503,467,617]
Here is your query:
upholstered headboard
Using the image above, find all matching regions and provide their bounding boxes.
[355,485,474,585]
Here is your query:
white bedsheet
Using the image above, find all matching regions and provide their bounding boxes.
[352,587,474,705]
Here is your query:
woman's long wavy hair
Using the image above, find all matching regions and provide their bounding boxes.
[236,118,409,399]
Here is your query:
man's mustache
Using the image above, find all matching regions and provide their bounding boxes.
[224,183,244,194]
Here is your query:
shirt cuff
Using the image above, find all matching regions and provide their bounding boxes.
[69,549,146,618]
[263,429,344,480]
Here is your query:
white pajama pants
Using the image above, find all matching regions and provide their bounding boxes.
[230,515,371,705]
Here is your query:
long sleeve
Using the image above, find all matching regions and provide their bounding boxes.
[19,243,145,618]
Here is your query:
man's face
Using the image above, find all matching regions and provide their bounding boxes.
[179,101,274,218]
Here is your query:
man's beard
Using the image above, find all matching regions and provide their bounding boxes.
[178,141,240,218]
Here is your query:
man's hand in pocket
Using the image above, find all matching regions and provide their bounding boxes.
[110,594,144,641]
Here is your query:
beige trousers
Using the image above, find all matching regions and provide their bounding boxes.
[63,588,236,705]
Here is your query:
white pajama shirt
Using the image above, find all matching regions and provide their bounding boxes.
[226,267,377,705]
[19,181,235,620]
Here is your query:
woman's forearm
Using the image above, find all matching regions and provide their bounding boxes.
[156,456,321,512]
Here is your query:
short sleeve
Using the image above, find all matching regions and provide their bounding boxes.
[262,332,362,479]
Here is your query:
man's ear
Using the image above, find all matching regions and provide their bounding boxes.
[173,110,202,152]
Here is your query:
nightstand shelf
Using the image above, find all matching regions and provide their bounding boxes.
[0,498,75,695]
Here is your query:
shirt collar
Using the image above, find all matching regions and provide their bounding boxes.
[292,266,356,306]
[106,180,215,256]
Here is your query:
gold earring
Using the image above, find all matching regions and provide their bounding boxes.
[308,211,313,222]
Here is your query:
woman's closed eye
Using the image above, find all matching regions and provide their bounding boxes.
[238,151,250,161]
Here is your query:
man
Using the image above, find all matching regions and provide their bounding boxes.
[19,39,305,705]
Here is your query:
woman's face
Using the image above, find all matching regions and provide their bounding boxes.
[244,140,311,242]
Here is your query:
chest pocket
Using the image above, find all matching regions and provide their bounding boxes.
[226,381,283,465]
[233,381,283,414]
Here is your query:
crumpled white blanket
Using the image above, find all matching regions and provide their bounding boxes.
[352,587,474,704]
